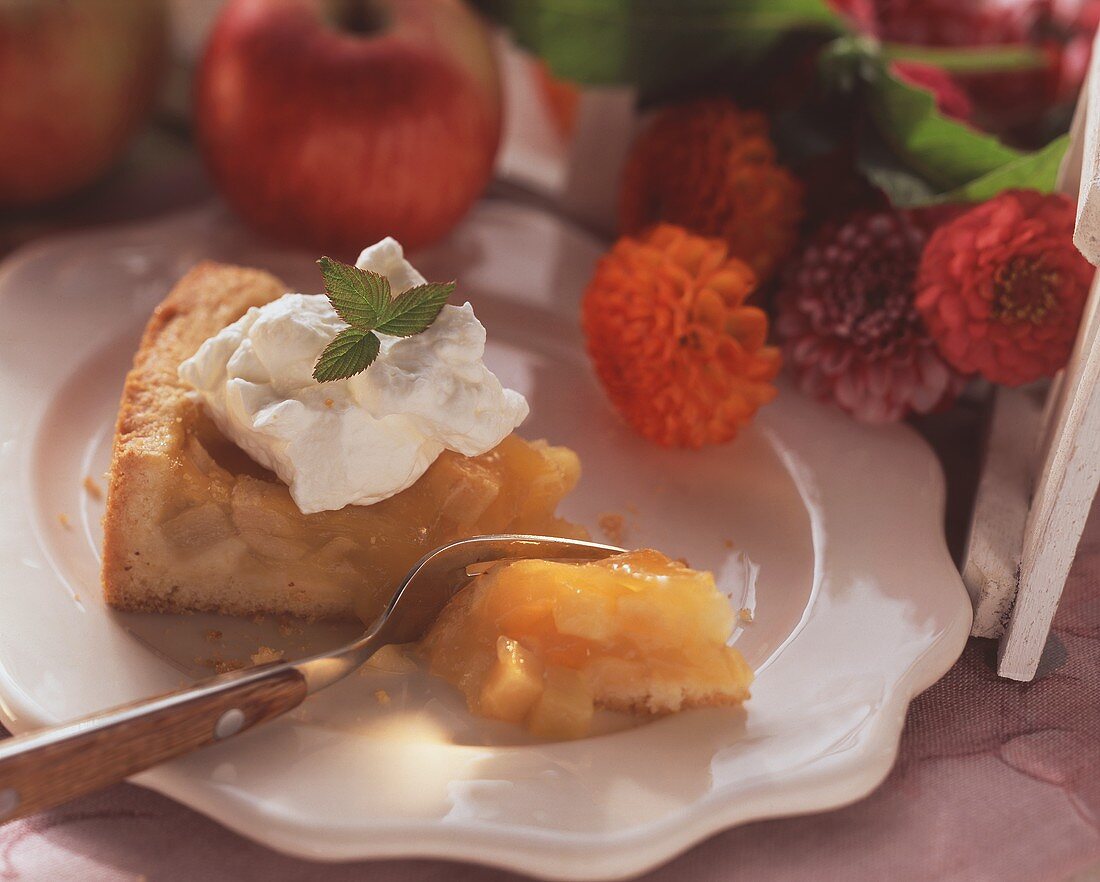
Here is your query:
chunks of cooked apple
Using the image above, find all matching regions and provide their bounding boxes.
[421,549,753,740]
[480,637,545,724]
[525,667,595,741]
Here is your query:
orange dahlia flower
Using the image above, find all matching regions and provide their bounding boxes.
[618,98,803,282]
[582,224,781,448]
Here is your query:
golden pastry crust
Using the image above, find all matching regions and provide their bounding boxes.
[101,262,286,614]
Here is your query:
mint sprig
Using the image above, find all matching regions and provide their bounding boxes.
[312,256,455,383]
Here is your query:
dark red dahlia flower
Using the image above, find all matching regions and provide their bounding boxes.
[776,210,966,421]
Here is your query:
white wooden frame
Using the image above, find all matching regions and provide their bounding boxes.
[962,29,1100,680]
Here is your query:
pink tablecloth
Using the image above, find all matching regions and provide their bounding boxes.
[2,145,1099,882]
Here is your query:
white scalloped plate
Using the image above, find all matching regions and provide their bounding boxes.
[0,201,971,879]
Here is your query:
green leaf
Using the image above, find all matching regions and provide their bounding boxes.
[880,42,1047,74]
[375,282,455,337]
[309,257,453,384]
[853,126,939,206]
[861,52,1026,189]
[826,37,1068,207]
[862,162,939,207]
[473,0,844,90]
[312,328,381,383]
[317,257,389,329]
[939,134,1069,203]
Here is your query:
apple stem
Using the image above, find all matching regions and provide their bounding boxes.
[327,0,388,35]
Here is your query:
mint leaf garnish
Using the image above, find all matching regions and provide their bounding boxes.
[375,282,455,337]
[313,328,381,383]
[313,256,454,383]
[316,257,390,327]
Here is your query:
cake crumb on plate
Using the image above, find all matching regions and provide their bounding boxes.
[276,615,302,638]
[598,512,627,545]
[250,646,284,665]
[195,657,245,674]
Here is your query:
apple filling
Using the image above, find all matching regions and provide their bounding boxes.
[155,411,583,622]
[421,550,753,740]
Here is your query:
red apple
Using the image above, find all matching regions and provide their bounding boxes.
[0,0,167,208]
[196,0,503,253]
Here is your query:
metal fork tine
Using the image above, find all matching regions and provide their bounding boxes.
[296,534,625,693]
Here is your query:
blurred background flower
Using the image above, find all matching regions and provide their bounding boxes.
[617,98,803,282]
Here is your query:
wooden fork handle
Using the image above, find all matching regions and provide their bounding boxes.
[0,664,307,823]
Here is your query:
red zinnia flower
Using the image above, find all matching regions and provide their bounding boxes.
[915,190,1093,386]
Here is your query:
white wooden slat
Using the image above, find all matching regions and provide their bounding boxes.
[1032,70,1098,479]
[999,274,1100,678]
[1033,285,1100,480]
[985,28,1100,678]
[1034,67,1100,479]
[1073,50,1100,264]
[963,386,1043,637]
[1057,69,1089,203]
[1033,369,1065,478]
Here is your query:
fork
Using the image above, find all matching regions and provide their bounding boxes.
[0,534,623,824]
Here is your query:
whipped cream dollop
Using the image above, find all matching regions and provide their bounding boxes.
[179,238,529,514]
